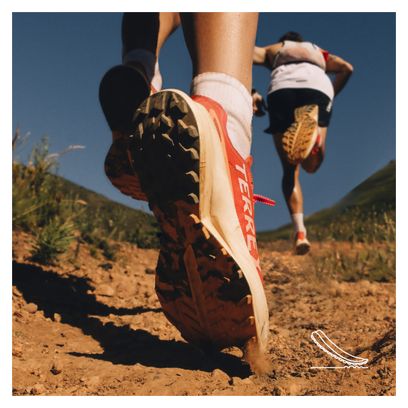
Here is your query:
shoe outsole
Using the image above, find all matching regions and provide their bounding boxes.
[104,137,148,201]
[282,105,318,165]
[100,65,150,201]
[295,241,311,256]
[127,91,258,350]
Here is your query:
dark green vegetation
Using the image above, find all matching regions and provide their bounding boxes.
[13,135,159,264]
[258,161,395,243]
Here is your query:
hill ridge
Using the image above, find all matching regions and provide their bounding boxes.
[258,160,395,241]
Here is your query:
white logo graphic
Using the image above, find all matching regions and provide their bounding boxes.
[310,330,368,369]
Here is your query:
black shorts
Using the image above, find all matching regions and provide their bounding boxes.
[266,88,333,134]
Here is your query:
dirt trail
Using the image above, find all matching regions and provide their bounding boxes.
[12,231,395,395]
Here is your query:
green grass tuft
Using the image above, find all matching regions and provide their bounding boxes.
[13,132,159,264]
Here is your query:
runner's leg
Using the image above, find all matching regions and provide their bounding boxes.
[273,133,304,215]
[180,12,258,90]
[131,12,270,351]
[122,12,180,58]
[181,12,258,158]
[100,12,180,200]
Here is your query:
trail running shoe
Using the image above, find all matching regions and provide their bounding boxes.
[99,64,151,201]
[301,132,323,174]
[294,231,311,255]
[282,104,319,165]
[126,90,269,352]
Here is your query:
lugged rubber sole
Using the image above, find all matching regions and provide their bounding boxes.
[100,65,150,201]
[128,90,264,350]
[104,137,148,201]
[294,233,311,256]
[282,104,319,165]
[295,241,311,256]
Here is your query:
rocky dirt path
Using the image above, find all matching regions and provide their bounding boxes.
[12,232,395,395]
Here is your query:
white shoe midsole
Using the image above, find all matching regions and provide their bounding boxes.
[167,90,269,350]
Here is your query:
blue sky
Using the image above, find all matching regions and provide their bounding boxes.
[12,12,395,232]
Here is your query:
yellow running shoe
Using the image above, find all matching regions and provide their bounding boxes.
[282,104,319,165]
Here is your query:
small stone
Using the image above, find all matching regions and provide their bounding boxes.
[13,287,22,297]
[97,284,115,297]
[230,376,243,386]
[287,383,302,395]
[99,263,113,271]
[145,268,155,275]
[50,361,63,375]
[31,383,46,395]
[12,344,23,358]
[53,313,62,323]
[272,386,284,396]
[25,303,38,314]
[88,376,100,386]
[147,294,158,305]
[211,368,230,383]
[30,368,41,376]
[35,310,44,318]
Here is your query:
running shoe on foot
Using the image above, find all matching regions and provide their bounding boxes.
[301,132,324,174]
[99,64,152,201]
[294,231,311,255]
[282,104,319,165]
[127,90,269,352]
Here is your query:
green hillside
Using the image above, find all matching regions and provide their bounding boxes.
[258,160,395,243]
[56,176,159,248]
[13,155,159,256]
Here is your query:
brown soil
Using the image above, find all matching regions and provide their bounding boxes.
[12,231,395,396]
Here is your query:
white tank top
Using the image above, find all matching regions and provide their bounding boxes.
[268,41,334,100]
[273,41,327,70]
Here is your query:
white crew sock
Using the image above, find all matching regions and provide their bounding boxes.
[122,49,162,91]
[151,62,163,92]
[291,213,306,234]
[191,72,253,159]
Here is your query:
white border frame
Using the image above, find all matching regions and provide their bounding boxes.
[2,1,405,406]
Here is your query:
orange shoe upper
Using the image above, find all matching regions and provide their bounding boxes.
[295,231,306,241]
[192,95,263,281]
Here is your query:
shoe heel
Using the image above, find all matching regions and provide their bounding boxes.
[130,90,260,350]
[99,65,150,132]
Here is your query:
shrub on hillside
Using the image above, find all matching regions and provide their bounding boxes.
[30,218,75,265]
[13,131,159,264]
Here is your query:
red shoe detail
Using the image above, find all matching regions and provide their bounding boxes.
[296,231,306,241]
[253,194,276,207]
[192,95,264,281]
[310,133,321,155]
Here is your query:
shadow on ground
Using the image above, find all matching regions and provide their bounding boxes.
[12,261,251,378]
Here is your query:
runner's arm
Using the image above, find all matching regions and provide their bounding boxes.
[253,46,267,65]
[251,89,267,117]
[325,54,354,96]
